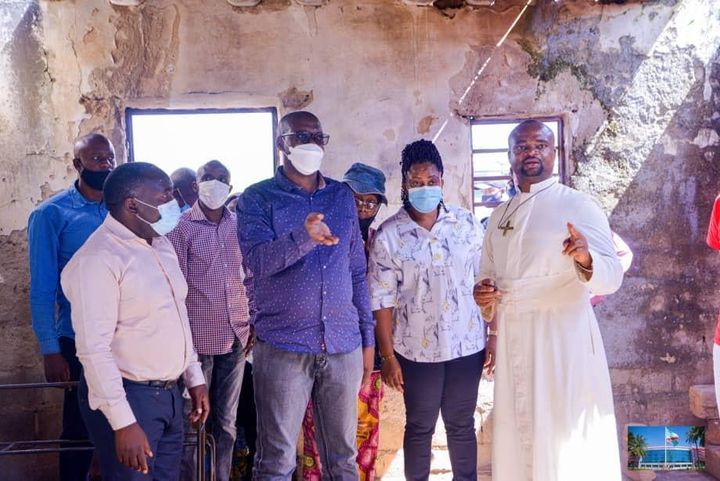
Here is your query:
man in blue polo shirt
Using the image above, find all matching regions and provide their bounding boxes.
[28,132,115,481]
[236,111,374,481]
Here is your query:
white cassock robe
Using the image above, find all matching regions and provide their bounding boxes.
[480,176,623,481]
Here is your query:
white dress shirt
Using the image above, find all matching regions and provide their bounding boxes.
[61,214,204,430]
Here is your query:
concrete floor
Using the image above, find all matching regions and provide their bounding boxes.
[377,378,718,481]
[379,379,494,480]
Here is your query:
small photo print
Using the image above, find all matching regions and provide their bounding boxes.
[628,425,705,472]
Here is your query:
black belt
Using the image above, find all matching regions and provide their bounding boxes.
[123,378,179,390]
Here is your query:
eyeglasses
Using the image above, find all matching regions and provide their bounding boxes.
[281,131,330,146]
[355,198,380,210]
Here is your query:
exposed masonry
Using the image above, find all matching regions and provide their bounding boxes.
[0,1,718,479]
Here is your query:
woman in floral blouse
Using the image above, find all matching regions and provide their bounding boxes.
[368,140,487,481]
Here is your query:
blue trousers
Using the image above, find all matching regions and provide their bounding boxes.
[78,377,184,481]
[252,341,363,481]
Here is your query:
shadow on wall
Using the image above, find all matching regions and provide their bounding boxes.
[598,43,720,442]
[521,1,672,112]
[0,2,65,481]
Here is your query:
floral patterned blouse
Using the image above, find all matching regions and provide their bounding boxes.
[368,204,486,363]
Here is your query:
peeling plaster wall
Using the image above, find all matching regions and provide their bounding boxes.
[0,2,65,479]
[454,0,720,466]
[1,0,719,479]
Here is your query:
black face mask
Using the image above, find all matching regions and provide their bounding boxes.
[80,168,111,191]
[359,217,375,241]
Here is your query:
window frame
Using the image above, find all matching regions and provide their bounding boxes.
[125,106,279,168]
[470,116,568,215]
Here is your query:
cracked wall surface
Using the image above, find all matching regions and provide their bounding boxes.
[1,0,719,479]
[454,0,720,468]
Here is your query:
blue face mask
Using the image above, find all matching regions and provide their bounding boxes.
[180,203,191,213]
[408,186,442,213]
[134,198,182,236]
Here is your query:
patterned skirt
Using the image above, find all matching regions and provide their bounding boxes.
[302,371,384,481]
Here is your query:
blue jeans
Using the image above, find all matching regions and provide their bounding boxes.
[181,342,245,481]
[252,341,363,481]
[78,377,184,481]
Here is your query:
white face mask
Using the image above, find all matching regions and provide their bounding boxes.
[134,198,182,236]
[198,179,231,210]
[287,143,324,176]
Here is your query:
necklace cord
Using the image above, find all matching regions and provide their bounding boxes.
[497,183,555,230]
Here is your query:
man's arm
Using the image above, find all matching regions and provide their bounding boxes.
[28,207,62,356]
[61,254,136,430]
[166,224,189,278]
[235,189,317,280]
[348,211,374,348]
[571,197,623,296]
[183,345,208,424]
[243,267,256,326]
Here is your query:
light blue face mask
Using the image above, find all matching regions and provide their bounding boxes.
[179,203,191,213]
[134,198,182,236]
[408,186,442,213]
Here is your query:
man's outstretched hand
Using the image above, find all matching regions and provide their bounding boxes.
[305,213,339,246]
[563,223,592,269]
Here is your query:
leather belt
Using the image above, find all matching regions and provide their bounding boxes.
[123,378,179,390]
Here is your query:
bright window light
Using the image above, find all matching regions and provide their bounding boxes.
[127,109,277,194]
[470,118,566,219]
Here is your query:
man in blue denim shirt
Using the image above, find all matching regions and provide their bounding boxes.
[236,111,374,481]
[28,133,115,481]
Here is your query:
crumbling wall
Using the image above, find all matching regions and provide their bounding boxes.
[453,0,720,461]
[1,0,719,479]
[0,2,65,478]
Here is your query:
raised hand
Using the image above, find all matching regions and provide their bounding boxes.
[305,212,339,246]
[563,223,592,269]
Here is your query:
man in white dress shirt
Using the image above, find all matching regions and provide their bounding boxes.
[475,120,624,481]
[62,162,209,481]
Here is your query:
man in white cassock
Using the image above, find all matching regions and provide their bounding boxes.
[475,120,624,481]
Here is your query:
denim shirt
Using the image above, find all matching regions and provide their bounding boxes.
[236,167,374,354]
[28,182,107,354]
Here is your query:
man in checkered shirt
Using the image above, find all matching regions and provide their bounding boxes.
[167,160,250,481]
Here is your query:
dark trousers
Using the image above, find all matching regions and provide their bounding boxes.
[234,362,257,481]
[59,337,93,481]
[397,349,485,481]
[78,377,184,481]
[181,342,245,481]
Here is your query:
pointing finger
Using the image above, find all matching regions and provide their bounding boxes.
[567,223,580,240]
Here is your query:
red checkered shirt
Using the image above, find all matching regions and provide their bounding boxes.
[167,203,250,356]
